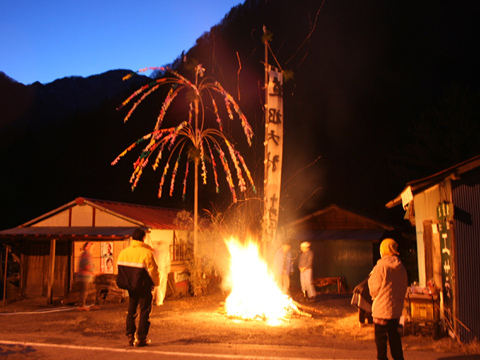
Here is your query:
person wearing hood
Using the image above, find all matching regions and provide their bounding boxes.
[368,238,408,360]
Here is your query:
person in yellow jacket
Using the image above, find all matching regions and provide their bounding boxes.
[117,228,160,347]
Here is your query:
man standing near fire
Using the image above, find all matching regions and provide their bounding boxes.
[298,241,316,302]
[117,228,160,347]
[368,238,408,360]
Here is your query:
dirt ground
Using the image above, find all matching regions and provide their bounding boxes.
[0,287,476,357]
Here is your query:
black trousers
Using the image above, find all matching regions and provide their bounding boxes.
[374,318,404,360]
[126,289,153,340]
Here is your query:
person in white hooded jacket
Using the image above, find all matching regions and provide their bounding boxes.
[368,238,408,360]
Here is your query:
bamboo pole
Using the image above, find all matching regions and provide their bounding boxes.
[47,239,56,305]
[2,245,9,306]
[193,96,199,297]
[262,26,269,257]
[291,304,313,318]
[293,300,323,316]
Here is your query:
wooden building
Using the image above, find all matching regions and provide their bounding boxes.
[282,204,410,292]
[0,197,189,304]
[386,154,480,343]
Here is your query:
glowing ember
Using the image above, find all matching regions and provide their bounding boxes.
[224,238,298,324]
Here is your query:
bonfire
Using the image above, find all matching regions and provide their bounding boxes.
[223,238,310,325]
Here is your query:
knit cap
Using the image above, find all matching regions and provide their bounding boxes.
[380,238,399,256]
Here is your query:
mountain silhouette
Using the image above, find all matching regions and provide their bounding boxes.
[1,0,479,230]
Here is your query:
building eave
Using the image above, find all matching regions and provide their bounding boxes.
[0,226,138,241]
[386,154,480,209]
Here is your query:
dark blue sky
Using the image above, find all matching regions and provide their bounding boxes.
[0,0,241,85]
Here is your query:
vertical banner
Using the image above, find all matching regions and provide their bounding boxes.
[437,202,454,335]
[263,66,284,244]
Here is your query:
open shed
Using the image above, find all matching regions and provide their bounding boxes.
[0,197,188,304]
[283,204,411,292]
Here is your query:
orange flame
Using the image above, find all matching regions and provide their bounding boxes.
[224,238,297,324]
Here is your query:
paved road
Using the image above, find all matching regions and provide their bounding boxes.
[0,340,471,360]
[0,293,473,359]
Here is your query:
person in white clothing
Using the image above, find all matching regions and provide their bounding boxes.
[368,238,408,360]
[298,242,316,302]
[153,241,171,306]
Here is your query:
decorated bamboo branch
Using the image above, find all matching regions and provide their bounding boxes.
[112,65,256,202]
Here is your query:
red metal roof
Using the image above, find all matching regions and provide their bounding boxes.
[77,197,184,230]
[0,198,187,240]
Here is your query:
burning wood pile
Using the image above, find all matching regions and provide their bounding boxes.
[220,238,314,325]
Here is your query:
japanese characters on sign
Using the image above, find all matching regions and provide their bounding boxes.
[437,202,454,326]
[263,67,283,243]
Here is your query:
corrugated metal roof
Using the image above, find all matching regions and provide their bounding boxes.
[452,169,480,343]
[287,204,394,231]
[20,197,185,230]
[386,154,480,208]
[0,226,138,240]
[79,197,183,230]
[0,197,188,240]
